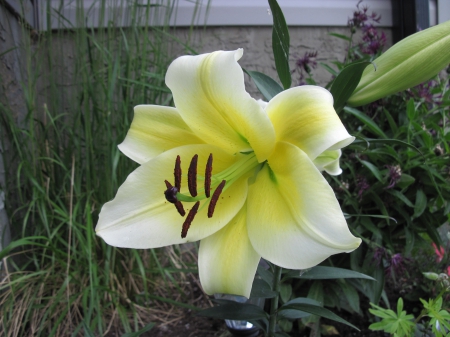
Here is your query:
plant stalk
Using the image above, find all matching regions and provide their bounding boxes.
[268,264,283,336]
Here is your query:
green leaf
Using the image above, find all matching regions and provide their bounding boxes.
[245,69,283,101]
[351,138,422,154]
[122,323,155,337]
[344,107,388,138]
[388,190,414,208]
[197,301,268,321]
[406,99,416,120]
[250,278,277,299]
[280,283,292,303]
[413,189,427,219]
[359,160,383,182]
[284,266,375,281]
[0,236,50,260]
[329,32,351,41]
[257,265,273,287]
[279,303,359,330]
[330,61,372,113]
[278,298,320,320]
[268,0,291,89]
[274,332,291,337]
[338,280,361,314]
[396,174,416,189]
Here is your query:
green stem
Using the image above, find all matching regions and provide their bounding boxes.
[268,265,282,337]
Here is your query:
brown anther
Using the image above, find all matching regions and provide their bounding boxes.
[174,201,186,217]
[181,201,200,238]
[205,153,213,198]
[174,155,182,190]
[188,154,198,197]
[208,180,226,218]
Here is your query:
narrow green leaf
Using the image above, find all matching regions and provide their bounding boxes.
[360,160,383,182]
[352,138,422,154]
[406,99,416,120]
[330,61,372,113]
[413,189,427,219]
[122,323,155,337]
[388,190,414,208]
[279,303,359,330]
[197,301,268,321]
[245,69,283,101]
[0,236,49,260]
[329,32,352,41]
[319,62,339,76]
[284,266,375,281]
[383,108,398,134]
[344,107,388,138]
[346,213,397,223]
[268,0,291,89]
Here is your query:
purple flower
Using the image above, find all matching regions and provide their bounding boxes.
[386,253,408,278]
[385,165,402,189]
[373,247,387,266]
[355,175,370,200]
[295,51,318,85]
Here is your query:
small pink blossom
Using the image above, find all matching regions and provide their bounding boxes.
[432,242,445,263]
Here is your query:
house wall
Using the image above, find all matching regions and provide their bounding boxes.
[173,26,392,98]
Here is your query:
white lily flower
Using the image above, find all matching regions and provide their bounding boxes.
[96,49,361,298]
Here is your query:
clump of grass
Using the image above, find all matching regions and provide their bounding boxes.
[0,1,204,336]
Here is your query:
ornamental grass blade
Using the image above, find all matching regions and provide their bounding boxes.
[268,0,291,89]
[279,303,359,330]
[330,61,372,113]
[245,69,283,100]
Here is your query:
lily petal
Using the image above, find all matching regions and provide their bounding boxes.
[247,141,361,269]
[199,205,260,298]
[118,105,204,164]
[266,86,354,160]
[313,149,343,176]
[166,49,276,162]
[96,145,247,248]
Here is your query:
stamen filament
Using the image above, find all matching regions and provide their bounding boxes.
[208,180,226,218]
[181,201,200,238]
[205,154,213,198]
[188,154,198,197]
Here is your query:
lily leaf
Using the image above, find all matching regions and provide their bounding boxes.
[245,69,283,101]
[250,278,278,299]
[279,303,359,330]
[268,0,291,89]
[278,298,320,319]
[197,300,268,321]
[330,61,372,113]
[284,266,375,281]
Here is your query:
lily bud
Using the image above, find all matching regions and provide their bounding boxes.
[348,20,450,107]
[423,272,439,281]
